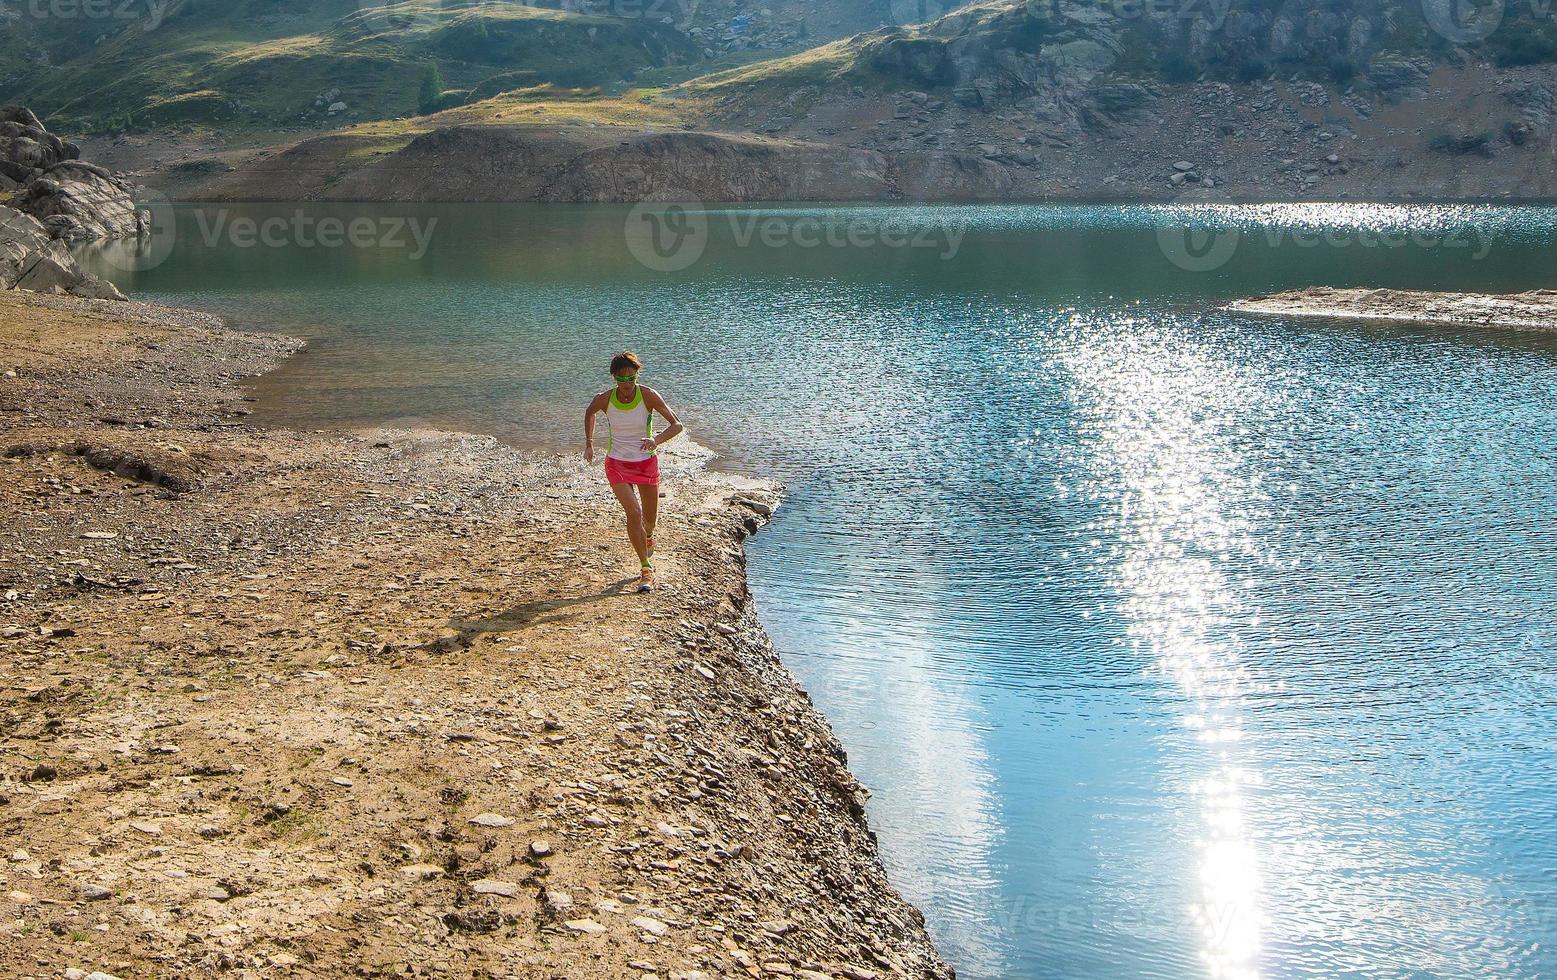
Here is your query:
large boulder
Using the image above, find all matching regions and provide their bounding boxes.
[0,107,138,301]
[0,206,55,288]
[0,203,127,301]
[0,105,146,243]
[22,161,148,242]
[0,105,70,182]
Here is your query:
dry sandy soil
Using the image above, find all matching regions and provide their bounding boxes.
[0,293,952,980]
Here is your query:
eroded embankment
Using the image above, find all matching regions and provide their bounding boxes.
[0,291,953,980]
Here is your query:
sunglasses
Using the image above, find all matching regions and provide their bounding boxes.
[613,373,638,383]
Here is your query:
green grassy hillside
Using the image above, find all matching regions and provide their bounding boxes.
[0,0,974,134]
[12,0,1553,139]
[2,0,699,133]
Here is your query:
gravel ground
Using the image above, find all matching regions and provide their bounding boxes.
[0,292,953,980]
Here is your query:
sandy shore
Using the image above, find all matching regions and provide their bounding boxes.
[0,293,952,980]
[1228,286,1557,331]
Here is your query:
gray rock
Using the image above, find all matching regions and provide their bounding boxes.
[471,878,519,897]
[0,111,140,301]
[0,207,52,289]
[542,888,573,913]
[0,108,145,243]
[66,272,127,302]
[25,161,145,242]
[15,245,79,293]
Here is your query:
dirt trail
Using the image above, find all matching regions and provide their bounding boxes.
[0,293,952,980]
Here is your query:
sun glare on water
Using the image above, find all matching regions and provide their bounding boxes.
[1059,311,1277,979]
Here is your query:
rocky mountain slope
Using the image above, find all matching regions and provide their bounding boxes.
[25,0,1557,203]
[182,0,1557,203]
[0,0,959,135]
[679,0,1557,198]
[0,106,137,300]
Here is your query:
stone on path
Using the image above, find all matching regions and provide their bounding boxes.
[469,812,514,828]
[472,878,519,897]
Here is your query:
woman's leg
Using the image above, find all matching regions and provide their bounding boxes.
[637,483,659,552]
[610,482,649,567]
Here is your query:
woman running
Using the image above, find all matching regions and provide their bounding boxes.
[583,351,684,592]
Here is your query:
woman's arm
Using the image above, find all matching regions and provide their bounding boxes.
[583,391,607,462]
[642,388,684,451]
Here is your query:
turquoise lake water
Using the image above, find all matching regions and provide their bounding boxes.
[82,202,1557,979]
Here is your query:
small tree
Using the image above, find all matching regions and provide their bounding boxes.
[418,62,444,115]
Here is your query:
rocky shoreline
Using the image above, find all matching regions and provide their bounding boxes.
[0,292,953,980]
[0,106,145,302]
[1228,286,1557,331]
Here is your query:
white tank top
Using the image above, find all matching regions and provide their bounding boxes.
[605,385,655,462]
